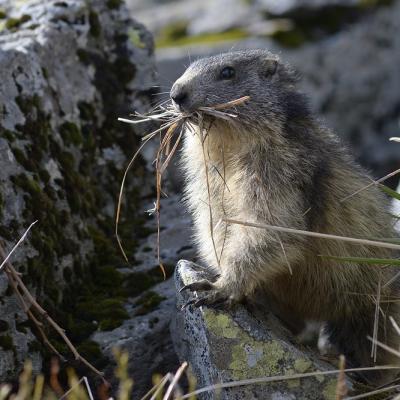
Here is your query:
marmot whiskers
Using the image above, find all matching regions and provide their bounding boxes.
[171,49,400,382]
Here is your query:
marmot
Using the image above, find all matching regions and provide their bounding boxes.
[170,49,400,381]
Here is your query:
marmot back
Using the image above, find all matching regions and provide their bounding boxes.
[171,49,400,384]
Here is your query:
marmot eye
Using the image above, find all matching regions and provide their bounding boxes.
[220,66,235,80]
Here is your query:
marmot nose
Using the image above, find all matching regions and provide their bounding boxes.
[171,89,188,108]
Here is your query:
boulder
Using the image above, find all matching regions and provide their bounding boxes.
[172,260,341,400]
[0,0,156,382]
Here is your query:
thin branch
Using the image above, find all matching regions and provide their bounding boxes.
[346,384,400,400]
[335,355,347,400]
[163,362,188,400]
[0,243,106,381]
[181,366,400,399]
[0,220,37,271]
[340,168,400,203]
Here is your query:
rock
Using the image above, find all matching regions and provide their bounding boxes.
[93,195,195,398]
[0,0,156,382]
[155,0,400,182]
[172,260,341,400]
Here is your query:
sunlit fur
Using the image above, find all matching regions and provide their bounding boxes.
[175,50,400,382]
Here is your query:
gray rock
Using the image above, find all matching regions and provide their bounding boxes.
[93,195,195,398]
[172,260,341,400]
[0,0,156,382]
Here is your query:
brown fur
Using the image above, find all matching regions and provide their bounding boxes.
[173,50,400,383]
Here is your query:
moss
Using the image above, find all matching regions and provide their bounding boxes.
[5,14,31,30]
[134,290,165,316]
[76,298,129,331]
[0,334,14,351]
[41,67,48,79]
[270,28,307,48]
[89,10,101,38]
[76,48,91,65]
[60,122,83,146]
[1,129,15,142]
[27,340,42,353]
[106,0,122,9]
[0,320,9,332]
[123,268,165,297]
[78,101,96,121]
[156,28,249,48]
[76,340,107,368]
[16,321,29,334]
[157,20,188,44]
[0,9,6,19]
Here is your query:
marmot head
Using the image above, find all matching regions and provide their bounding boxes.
[170,49,310,131]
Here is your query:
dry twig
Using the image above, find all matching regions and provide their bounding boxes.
[0,224,106,382]
[117,96,250,272]
[335,355,348,400]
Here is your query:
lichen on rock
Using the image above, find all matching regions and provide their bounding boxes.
[0,0,156,382]
[172,260,343,400]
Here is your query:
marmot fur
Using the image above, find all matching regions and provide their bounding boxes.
[171,49,400,382]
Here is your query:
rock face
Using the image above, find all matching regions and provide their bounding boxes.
[0,0,156,382]
[172,260,340,400]
[93,195,196,398]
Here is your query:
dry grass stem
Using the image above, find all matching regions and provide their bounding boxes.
[335,355,348,400]
[140,373,173,400]
[371,273,382,362]
[0,220,37,271]
[340,168,400,203]
[389,316,400,336]
[59,376,94,400]
[150,374,174,400]
[180,366,400,399]
[223,219,400,251]
[0,237,106,381]
[117,96,250,271]
[346,384,400,399]
[163,362,188,400]
[197,113,220,268]
[367,335,400,359]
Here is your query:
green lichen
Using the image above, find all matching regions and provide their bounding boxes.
[0,334,14,351]
[134,290,165,316]
[5,14,31,30]
[322,379,337,400]
[294,358,312,373]
[128,28,146,49]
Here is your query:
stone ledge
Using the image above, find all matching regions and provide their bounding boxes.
[171,259,343,400]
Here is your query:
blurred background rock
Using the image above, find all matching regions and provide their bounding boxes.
[128,0,400,187]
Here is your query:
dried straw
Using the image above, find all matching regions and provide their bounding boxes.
[117,96,250,272]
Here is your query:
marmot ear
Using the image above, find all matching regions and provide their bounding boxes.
[262,58,278,78]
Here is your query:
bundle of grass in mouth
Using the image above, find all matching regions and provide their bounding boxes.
[116,95,250,276]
